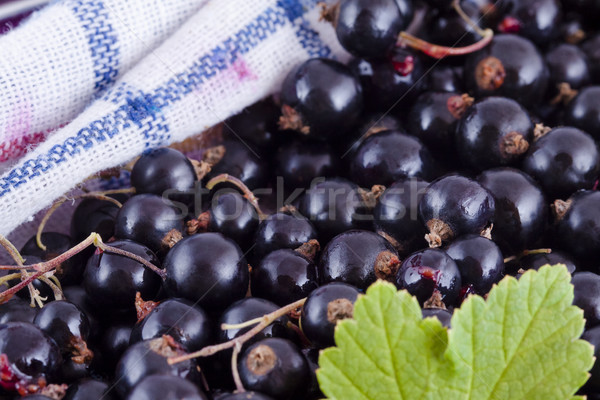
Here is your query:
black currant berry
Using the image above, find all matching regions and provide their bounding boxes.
[445,234,504,295]
[374,178,429,255]
[545,44,591,95]
[407,91,471,153]
[114,194,185,256]
[70,196,122,244]
[0,322,62,393]
[523,127,600,198]
[114,336,195,397]
[130,298,212,352]
[131,147,197,200]
[422,308,452,328]
[300,282,360,348]
[477,168,548,254]
[555,191,600,265]
[280,58,363,138]
[496,0,561,45]
[351,48,424,111]
[565,86,600,141]
[21,232,83,286]
[0,298,38,324]
[63,379,115,400]
[206,141,269,191]
[164,233,248,312]
[518,250,577,275]
[419,174,495,247]
[582,326,600,392]
[340,112,404,159]
[252,249,319,306]
[334,0,411,59]
[126,375,207,400]
[319,230,400,289]
[582,34,600,83]
[253,211,318,264]
[238,338,309,400]
[350,129,437,187]
[275,137,340,191]
[297,178,373,243]
[224,97,281,151]
[396,248,462,306]
[464,34,549,107]
[95,323,132,374]
[572,272,600,328]
[203,191,259,251]
[301,347,323,400]
[33,300,92,364]
[83,239,162,315]
[426,3,482,48]
[456,97,534,171]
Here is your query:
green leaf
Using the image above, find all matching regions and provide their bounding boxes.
[317,265,594,400]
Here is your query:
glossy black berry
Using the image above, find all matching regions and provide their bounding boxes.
[572,272,600,328]
[582,326,600,392]
[374,178,430,255]
[95,323,132,374]
[300,283,360,348]
[252,249,319,306]
[396,248,462,306]
[130,298,212,352]
[350,130,437,187]
[0,298,37,324]
[114,194,185,256]
[131,147,197,199]
[253,211,318,264]
[206,141,269,191]
[523,127,600,198]
[545,44,591,95]
[335,0,410,59]
[555,190,600,264]
[428,65,465,93]
[426,3,482,47]
[126,375,207,400]
[280,58,363,138]
[63,379,116,400]
[0,322,62,393]
[445,234,504,295]
[456,97,534,171]
[341,112,403,159]
[419,174,496,247]
[565,86,600,141]
[83,239,162,315]
[275,137,340,191]
[164,233,248,312]
[407,91,467,153]
[114,336,195,397]
[496,0,561,45]
[224,97,281,151]
[518,250,577,275]
[21,232,82,286]
[301,347,323,400]
[351,48,424,111]
[477,168,548,254]
[70,196,122,244]
[33,300,91,364]
[422,308,452,328]
[205,191,259,251]
[297,178,373,243]
[238,338,309,400]
[582,34,600,83]
[319,230,399,290]
[464,34,549,107]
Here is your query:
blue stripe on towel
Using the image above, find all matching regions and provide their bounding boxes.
[72,0,120,92]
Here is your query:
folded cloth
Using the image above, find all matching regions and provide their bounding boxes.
[0,0,348,237]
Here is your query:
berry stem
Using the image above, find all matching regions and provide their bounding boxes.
[397,29,493,59]
[503,248,552,264]
[168,298,307,364]
[96,242,166,280]
[231,342,245,393]
[0,234,25,266]
[452,0,488,37]
[36,192,125,251]
[37,275,64,301]
[221,317,264,331]
[205,174,267,220]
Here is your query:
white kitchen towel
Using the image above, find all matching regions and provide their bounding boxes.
[0,0,349,237]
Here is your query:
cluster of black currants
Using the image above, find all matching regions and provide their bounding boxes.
[3,0,600,398]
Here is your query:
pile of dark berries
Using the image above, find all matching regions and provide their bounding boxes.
[3,0,600,398]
